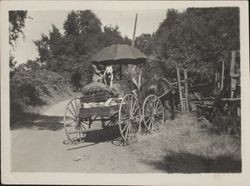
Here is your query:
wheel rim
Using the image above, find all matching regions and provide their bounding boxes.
[142,95,164,132]
[64,98,89,144]
[118,94,141,145]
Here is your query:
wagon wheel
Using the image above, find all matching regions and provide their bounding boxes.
[64,98,89,144]
[102,98,119,128]
[118,94,141,145]
[142,95,164,133]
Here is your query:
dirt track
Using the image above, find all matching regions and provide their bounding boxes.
[11,99,154,173]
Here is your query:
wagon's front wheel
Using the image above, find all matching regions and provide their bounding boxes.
[118,94,141,145]
[64,98,89,144]
[142,95,164,132]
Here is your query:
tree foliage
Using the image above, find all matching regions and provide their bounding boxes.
[10,65,72,123]
[135,33,155,56]
[153,8,239,83]
[35,10,132,89]
[9,10,28,70]
[9,10,28,47]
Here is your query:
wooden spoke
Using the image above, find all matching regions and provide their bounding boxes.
[65,115,76,121]
[142,95,165,133]
[132,105,140,115]
[70,101,77,116]
[118,94,141,145]
[124,124,130,140]
[154,99,160,109]
[145,116,153,125]
[68,107,76,118]
[121,121,129,133]
[64,98,89,145]
[65,120,76,127]
[132,99,137,112]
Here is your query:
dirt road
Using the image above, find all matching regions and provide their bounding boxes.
[11,99,154,173]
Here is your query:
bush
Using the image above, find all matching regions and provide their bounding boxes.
[10,67,73,125]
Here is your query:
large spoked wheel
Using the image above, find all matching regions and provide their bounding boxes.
[64,98,89,144]
[118,94,141,145]
[142,95,165,133]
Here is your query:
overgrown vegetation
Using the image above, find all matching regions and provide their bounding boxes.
[10,67,72,123]
[129,114,241,173]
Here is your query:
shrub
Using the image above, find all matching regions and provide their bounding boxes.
[10,67,73,125]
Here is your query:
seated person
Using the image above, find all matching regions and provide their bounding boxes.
[92,64,104,83]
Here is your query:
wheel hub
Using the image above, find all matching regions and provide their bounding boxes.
[76,117,80,125]
[152,108,157,115]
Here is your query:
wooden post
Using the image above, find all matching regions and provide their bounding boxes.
[177,67,183,112]
[119,64,122,80]
[220,60,225,93]
[230,50,236,98]
[170,88,176,120]
[230,51,236,74]
[184,69,189,112]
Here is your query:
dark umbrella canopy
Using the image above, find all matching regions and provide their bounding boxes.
[90,44,147,65]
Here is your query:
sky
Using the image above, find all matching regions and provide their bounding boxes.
[13,9,183,64]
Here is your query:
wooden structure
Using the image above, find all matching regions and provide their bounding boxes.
[176,67,189,113]
[190,50,241,135]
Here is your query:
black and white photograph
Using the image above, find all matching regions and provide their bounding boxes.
[1,1,249,185]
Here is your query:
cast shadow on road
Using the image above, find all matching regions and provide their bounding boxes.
[142,151,241,173]
[65,126,127,150]
[10,113,64,131]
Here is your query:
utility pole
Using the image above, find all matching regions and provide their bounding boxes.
[130,13,142,90]
[132,13,138,47]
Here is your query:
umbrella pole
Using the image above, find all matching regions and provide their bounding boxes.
[120,64,122,80]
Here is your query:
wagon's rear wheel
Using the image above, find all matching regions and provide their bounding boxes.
[118,94,141,145]
[64,98,89,144]
[142,95,164,132]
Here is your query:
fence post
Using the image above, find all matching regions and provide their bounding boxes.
[220,60,225,93]
[176,67,183,112]
[184,69,189,112]
[230,50,236,98]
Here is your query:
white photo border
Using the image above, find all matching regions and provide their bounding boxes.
[1,1,249,185]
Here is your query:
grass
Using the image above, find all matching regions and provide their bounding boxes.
[128,113,241,173]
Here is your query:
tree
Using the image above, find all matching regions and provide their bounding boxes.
[78,10,102,34]
[102,25,124,47]
[154,8,240,83]
[63,11,79,36]
[63,10,102,36]
[135,33,154,56]
[26,59,40,71]
[49,24,63,55]
[35,10,132,88]
[34,34,51,67]
[9,10,28,70]
[9,10,28,47]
